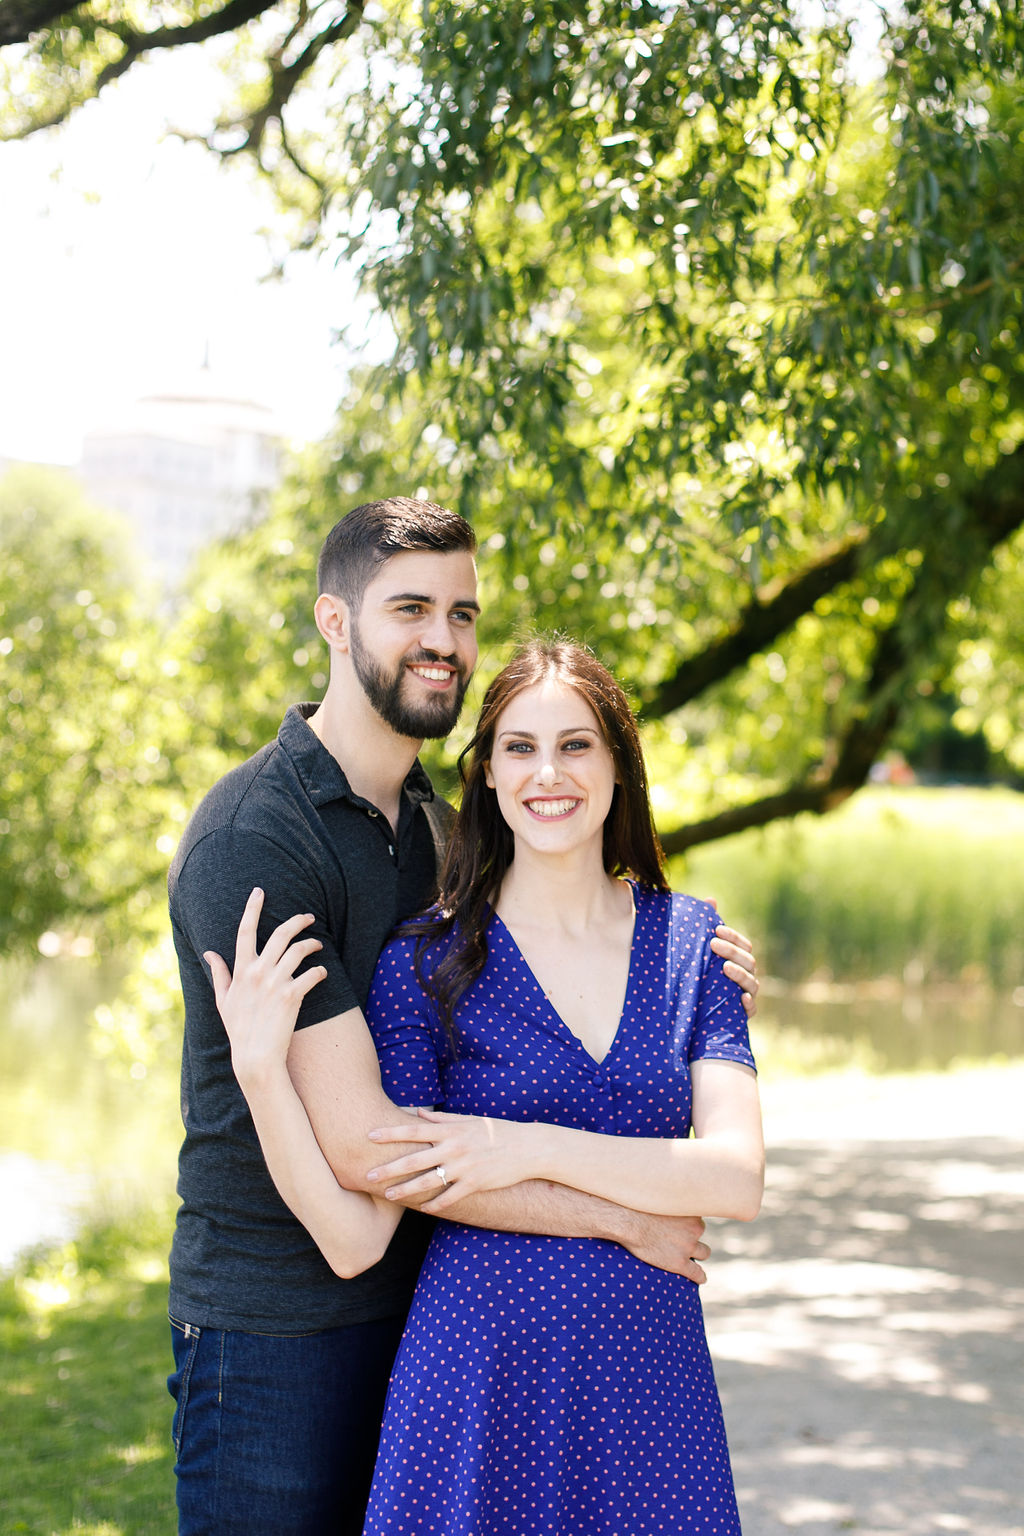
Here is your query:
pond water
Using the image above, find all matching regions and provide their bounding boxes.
[754,981,1024,1076]
[1,956,1022,1271]
[0,957,180,1271]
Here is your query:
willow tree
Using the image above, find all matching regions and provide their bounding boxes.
[4,1,1022,854]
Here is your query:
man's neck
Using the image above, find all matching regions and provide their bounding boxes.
[306,679,422,829]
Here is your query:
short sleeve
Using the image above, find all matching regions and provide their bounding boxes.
[675,897,757,1072]
[366,936,444,1106]
[172,827,360,1030]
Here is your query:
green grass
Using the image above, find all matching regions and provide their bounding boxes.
[1,1207,176,1536]
[677,785,1024,989]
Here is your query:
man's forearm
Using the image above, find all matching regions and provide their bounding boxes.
[395,1180,709,1282]
[417,1178,634,1244]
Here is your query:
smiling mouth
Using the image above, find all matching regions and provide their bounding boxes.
[523,798,581,818]
[408,663,457,686]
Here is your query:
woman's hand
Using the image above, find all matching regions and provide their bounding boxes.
[205,886,327,1090]
[366,1108,537,1213]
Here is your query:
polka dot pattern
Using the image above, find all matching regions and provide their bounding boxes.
[363,885,755,1535]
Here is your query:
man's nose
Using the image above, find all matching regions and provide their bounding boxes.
[419,612,457,657]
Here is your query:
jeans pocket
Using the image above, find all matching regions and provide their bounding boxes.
[168,1317,203,1456]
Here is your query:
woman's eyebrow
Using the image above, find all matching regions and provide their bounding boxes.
[495,726,598,740]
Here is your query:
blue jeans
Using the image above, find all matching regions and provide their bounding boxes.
[168,1313,406,1536]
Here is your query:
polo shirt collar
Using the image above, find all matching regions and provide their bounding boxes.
[280,703,435,809]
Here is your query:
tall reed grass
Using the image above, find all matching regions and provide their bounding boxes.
[677,786,1024,990]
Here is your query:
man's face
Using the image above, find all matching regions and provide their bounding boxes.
[348,549,479,740]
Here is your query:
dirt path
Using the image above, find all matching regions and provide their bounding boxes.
[702,1066,1024,1536]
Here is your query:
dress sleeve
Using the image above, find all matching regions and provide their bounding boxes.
[366,935,445,1107]
[676,897,757,1072]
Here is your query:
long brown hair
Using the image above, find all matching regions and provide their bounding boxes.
[403,638,669,1043]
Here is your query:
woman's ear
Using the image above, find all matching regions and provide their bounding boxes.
[483,760,495,788]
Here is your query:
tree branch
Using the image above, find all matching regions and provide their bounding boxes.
[0,0,272,51]
[660,604,908,855]
[0,0,84,47]
[643,533,868,719]
[93,0,288,90]
[216,3,365,158]
[2,1,368,140]
[658,443,1024,855]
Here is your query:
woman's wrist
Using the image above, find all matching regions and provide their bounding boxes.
[231,1046,290,1099]
[525,1121,561,1184]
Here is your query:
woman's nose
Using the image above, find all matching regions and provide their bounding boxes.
[537,762,559,788]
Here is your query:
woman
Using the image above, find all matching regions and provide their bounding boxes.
[217,639,764,1534]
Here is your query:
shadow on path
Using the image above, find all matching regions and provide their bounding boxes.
[703,1133,1024,1536]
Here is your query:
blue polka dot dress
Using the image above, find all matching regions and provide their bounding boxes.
[362,884,756,1535]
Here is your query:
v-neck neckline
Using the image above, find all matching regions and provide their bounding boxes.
[489,881,641,1069]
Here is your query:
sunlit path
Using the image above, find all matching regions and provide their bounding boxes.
[705,1066,1024,1536]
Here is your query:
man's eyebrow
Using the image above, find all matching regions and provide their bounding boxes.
[383,591,481,612]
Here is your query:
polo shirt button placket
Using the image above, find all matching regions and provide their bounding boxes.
[365,805,397,863]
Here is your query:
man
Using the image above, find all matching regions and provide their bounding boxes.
[167,497,758,1535]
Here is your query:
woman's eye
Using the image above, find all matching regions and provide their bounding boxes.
[506,742,533,754]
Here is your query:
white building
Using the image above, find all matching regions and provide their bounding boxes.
[78,364,284,583]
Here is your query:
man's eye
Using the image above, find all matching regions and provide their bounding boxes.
[452,610,476,625]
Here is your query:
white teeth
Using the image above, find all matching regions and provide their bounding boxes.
[411,667,452,682]
[526,799,578,817]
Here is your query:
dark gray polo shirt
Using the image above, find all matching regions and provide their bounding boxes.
[167,703,440,1332]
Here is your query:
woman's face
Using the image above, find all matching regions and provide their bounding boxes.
[484,678,618,862]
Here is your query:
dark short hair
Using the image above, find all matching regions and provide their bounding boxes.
[403,638,669,1041]
[317,497,477,609]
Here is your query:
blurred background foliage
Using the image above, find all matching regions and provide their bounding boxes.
[2,0,1022,979]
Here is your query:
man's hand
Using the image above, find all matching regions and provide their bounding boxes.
[711,923,759,1018]
[620,1212,710,1283]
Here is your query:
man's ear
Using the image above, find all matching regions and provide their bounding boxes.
[314,592,351,654]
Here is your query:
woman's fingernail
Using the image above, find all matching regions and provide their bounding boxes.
[366,1169,379,1181]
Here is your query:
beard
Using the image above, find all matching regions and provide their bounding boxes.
[350,622,469,740]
